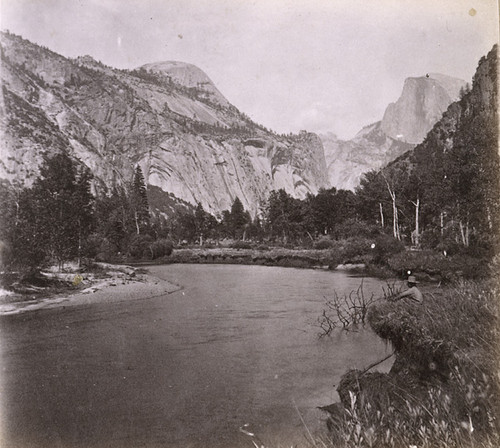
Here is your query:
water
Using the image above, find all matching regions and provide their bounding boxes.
[0,264,392,448]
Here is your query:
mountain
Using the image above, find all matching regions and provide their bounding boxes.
[0,31,329,216]
[374,45,498,242]
[323,73,466,190]
[381,73,466,144]
[140,61,231,108]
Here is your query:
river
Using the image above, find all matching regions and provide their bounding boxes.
[0,264,393,448]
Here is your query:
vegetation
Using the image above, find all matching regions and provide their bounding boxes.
[317,280,387,335]
[325,278,500,448]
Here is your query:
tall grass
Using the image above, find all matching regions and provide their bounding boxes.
[326,279,500,448]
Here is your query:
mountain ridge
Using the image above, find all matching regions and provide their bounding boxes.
[322,72,466,190]
[0,31,328,215]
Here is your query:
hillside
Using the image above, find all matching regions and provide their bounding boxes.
[0,31,328,216]
[363,44,498,250]
[323,73,466,190]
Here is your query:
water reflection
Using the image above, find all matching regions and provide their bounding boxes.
[0,264,392,448]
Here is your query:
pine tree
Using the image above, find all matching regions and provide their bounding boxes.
[5,152,96,271]
[229,197,250,239]
[131,165,150,235]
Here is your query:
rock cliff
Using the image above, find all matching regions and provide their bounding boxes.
[0,31,328,215]
[322,73,466,191]
[381,73,465,144]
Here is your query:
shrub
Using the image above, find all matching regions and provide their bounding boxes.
[371,234,405,265]
[388,250,489,281]
[150,239,174,259]
[127,234,154,259]
[336,219,383,239]
[314,236,336,250]
[340,237,373,262]
[328,279,500,448]
[95,237,120,262]
[231,240,252,249]
[83,233,105,259]
[388,250,447,276]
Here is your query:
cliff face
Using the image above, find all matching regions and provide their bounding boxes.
[0,32,329,215]
[328,45,499,446]
[322,74,465,191]
[381,73,465,144]
[322,125,413,191]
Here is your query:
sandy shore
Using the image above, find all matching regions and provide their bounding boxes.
[0,265,181,316]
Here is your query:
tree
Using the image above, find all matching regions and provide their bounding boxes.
[73,165,95,264]
[131,165,150,235]
[2,152,96,271]
[229,197,251,239]
[194,203,217,245]
[264,189,304,243]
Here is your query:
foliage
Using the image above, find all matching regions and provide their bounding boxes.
[371,234,406,265]
[355,45,499,256]
[150,239,174,259]
[329,279,500,448]
[0,153,94,271]
[313,236,336,250]
[130,165,150,235]
[230,240,252,249]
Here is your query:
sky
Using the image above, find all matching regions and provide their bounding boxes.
[1,0,498,139]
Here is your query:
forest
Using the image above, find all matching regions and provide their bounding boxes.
[0,113,497,279]
[1,46,498,280]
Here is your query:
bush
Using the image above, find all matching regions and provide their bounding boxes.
[327,237,373,267]
[95,238,120,262]
[128,234,154,259]
[371,234,405,265]
[83,233,106,259]
[336,219,383,239]
[388,250,447,276]
[314,236,336,250]
[328,280,500,448]
[150,239,174,259]
[231,240,252,249]
[340,237,373,262]
[388,250,489,281]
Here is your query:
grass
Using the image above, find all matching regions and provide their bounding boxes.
[325,278,500,448]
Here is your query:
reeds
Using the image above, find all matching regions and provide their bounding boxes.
[328,279,500,448]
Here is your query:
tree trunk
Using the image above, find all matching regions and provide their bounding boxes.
[134,211,140,235]
[459,220,470,247]
[411,198,420,247]
[383,176,400,240]
[379,202,385,228]
[78,219,82,267]
[391,196,400,240]
[486,204,493,230]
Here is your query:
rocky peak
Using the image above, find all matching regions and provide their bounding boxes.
[75,55,101,68]
[139,61,230,107]
[0,32,329,216]
[322,74,464,191]
[381,73,466,144]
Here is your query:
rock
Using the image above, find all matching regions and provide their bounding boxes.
[321,74,465,190]
[0,31,329,216]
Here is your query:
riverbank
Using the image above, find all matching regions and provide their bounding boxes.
[163,247,336,269]
[0,262,181,315]
[323,278,500,447]
[158,246,490,283]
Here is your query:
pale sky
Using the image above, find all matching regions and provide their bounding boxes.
[1,0,498,139]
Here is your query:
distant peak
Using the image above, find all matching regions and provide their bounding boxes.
[139,60,230,106]
[76,55,100,66]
